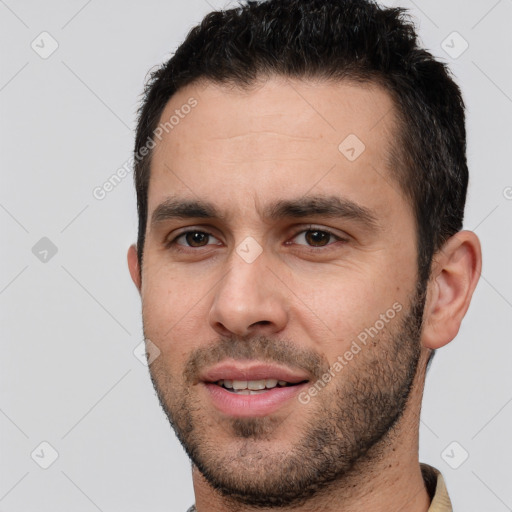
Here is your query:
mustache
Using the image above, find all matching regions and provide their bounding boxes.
[183,335,331,384]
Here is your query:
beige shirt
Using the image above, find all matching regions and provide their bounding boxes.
[422,463,453,512]
[186,464,452,512]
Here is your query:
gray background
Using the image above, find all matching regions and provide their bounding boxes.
[1,0,511,510]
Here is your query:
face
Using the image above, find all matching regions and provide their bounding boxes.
[133,77,426,506]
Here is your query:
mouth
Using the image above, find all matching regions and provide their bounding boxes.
[199,362,311,417]
[213,378,306,395]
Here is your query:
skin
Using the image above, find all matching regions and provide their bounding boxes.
[127,77,482,511]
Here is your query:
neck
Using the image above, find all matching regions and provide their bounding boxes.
[192,351,432,512]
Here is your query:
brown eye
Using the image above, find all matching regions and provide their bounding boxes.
[291,228,343,248]
[184,231,209,247]
[304,230,331,247]
[170,230,222,249]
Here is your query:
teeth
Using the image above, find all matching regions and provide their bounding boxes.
[232,390,270,395]
[216,379,291,391]
[248,380,266,390]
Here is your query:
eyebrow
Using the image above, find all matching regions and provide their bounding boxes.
[150,195,380,231]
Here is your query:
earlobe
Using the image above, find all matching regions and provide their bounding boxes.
[127,244,142,293]
[421,230,482,350]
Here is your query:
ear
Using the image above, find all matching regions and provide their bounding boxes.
[127,244,142,293]
[421,230,482,350]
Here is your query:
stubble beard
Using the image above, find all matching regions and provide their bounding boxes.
[146,281,426,508]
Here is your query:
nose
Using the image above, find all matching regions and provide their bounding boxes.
[208,247,289,338]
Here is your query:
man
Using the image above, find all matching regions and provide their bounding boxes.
[127,0,482,510]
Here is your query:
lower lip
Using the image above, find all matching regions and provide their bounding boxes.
[203,383,308,417]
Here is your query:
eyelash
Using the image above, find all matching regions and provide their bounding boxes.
[165,226,348,253]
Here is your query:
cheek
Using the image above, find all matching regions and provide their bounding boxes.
[290,263,413,355]
[142,255,197,320]
[141,268,212,362]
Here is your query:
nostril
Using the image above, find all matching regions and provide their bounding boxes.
[250,320,271,328]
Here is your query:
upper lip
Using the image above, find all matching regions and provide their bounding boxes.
[200,360,311,384]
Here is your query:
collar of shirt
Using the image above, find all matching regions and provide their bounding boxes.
[186,463,452,512]
[421,463,453,512]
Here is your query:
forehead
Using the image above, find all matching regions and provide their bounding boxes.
[148,77,405,223]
